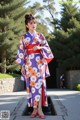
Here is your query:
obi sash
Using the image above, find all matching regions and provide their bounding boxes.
[26,44,41,54]
[26,44,53,63]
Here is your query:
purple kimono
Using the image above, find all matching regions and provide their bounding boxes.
[16,31,54,108]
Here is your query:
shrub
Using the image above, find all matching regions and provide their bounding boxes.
[0,73,20,79]
[76,84,80,91]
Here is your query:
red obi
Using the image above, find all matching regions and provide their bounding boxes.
[26,44,41,54]
[26,44,53,64]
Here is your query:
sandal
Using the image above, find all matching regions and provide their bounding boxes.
[30,112,37,118]
[38,113,46,119]
[39,114,46,119]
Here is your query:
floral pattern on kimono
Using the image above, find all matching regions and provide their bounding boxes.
[16,31,54,108]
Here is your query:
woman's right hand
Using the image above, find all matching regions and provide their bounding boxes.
[21,66,25,74]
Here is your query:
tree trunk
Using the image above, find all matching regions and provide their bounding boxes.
[1,51,6,73]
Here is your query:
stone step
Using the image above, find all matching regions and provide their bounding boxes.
[14,116,63,120]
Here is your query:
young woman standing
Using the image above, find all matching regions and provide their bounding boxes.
[16,14,54,119]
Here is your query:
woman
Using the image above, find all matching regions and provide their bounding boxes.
[16,14,54,119]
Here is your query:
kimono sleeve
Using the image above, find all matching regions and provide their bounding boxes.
[40,34,54,63]
[16,36,26,66]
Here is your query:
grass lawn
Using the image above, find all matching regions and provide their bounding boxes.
[0,73,20,79]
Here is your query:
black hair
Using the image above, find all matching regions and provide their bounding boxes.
[25,14,36,32]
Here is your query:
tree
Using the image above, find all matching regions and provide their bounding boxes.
[42,0,59,32]
[0,0,29,73]
[51,0,80,69]
[27,2,50,36]
[0,1,51,73]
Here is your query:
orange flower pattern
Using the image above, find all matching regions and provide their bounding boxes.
[30,81,36,87]
[34,100,38,106]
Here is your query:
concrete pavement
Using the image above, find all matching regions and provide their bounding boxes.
[0,89,80,120]
[48,89,80,120]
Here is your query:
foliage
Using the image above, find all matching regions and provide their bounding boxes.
[0,0,30,73]
[76,84,80,91]
[50,0,80,69]
[0,1,50,73]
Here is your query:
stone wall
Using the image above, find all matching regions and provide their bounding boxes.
[66,70,80,89]
[0,78,25,94]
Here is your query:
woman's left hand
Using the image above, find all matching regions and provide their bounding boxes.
[33,46,41,51]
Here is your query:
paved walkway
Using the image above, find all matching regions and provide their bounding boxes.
[0,89,80,120]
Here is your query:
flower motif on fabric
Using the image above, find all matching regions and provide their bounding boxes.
[37,72,41,77]
[19,45,24,50]
[33,37,38,42]
[38,64,42,69]
[31,87,35,93]
[27,60,32,66]
[25,37,31,42]
[34,100,38,107]
[24,37,31,45]
[19,53,24,59]
[16,58,21,64]
[35,83,41,89]
[29,54,34,59]
[31,76,36,82]
[30,81,36,87]
[49,54,54,58]
[35,56,40,62]
[30,69,38,77]
[38,79,43,85]
[35,95,40,101]
[33,67,37,73]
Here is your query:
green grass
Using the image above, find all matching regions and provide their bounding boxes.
[0,73,20,79]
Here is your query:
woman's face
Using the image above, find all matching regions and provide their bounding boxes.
[27,19,37,32]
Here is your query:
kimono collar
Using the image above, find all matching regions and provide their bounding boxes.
[28,31,37,37]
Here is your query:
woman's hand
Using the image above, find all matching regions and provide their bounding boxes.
[21,66,25,74]
[33,46,42,51]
